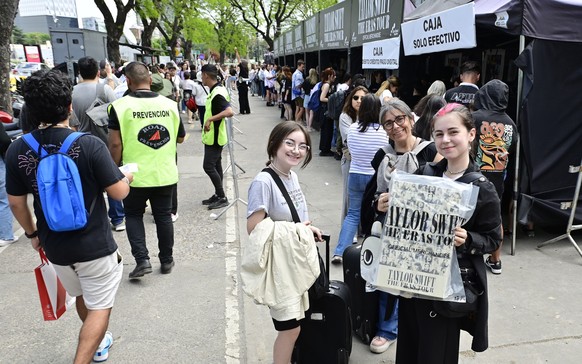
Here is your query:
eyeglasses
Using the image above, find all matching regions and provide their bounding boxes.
[352,95,363,101]
[284,139,310,152]
[382,114,407,130]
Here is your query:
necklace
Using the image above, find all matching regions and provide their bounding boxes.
[446,167,467,175]
[270,163,290,178]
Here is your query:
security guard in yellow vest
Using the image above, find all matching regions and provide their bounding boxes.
[108,62,186,279]
[200,64,234,210]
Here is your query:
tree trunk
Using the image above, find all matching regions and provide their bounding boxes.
[107,33,123,65]
[183,40,192,62]
[0,0,19,113]
[141,19,158,50]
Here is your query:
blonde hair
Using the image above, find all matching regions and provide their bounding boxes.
[307,68,318,85]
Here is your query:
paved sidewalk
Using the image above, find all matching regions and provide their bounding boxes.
[235,94,582,364]
[1,92,582,363]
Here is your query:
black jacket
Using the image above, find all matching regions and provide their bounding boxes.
[419,158,502,352]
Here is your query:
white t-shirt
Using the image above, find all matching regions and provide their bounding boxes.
[247,170,308,223]
[191,81,209,106]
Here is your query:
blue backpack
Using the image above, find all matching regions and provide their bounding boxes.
[22,132,93,232]
[307,82,322,111]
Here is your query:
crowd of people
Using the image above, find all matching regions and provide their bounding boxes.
[244,59,517,364]
[0,54,519,363]
[0,55,236,363]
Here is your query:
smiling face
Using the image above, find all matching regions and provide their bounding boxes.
[274,130,309,171]
[383,109,413,143]
[432,112,476,161]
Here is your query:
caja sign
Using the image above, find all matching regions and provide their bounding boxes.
[401,2,476,56]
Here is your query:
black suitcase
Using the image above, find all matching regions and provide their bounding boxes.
[342,243,379,345]
[293,234,352,364]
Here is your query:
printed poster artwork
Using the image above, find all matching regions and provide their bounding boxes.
[477,121,514,171]
[375,172,478,299]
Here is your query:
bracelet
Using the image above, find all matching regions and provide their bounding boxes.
[25,230,38,239]
[122,177,130,185]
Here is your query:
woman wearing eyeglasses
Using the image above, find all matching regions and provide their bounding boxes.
[369,98,441,354]
[338,86,368,223]
[246,121,323,364]
[333,94,388,264]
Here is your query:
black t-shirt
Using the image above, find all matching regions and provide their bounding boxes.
[283,77,292,103]
[107,91,186,139]
[5,128,124,265]
[444,84,479,108]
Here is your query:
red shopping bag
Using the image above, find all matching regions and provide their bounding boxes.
[34,249,73,321]
[186,97,198,112]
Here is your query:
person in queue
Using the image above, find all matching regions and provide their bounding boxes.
[246,121,322,364]
[377,103,501,363]
[333,94,388,263]
[368,99,442,354]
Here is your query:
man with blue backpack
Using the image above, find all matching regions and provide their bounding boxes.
[6,69,132,363]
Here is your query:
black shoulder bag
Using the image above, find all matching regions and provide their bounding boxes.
[262,168,329,300]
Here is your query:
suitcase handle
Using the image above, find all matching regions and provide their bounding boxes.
[321,233,330,281]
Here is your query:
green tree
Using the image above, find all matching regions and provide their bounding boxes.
[1,0,19,113]
[11,25,25,44]
[228,0,335,50]
[94,0,136,65]
[199,0,251,63]
[135,0,160,50]
[155,0,193,61]
[23,32,51,45]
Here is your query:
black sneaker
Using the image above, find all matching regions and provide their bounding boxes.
[208,197,228,210]
[202,194,219,205]
[485,256,502,274]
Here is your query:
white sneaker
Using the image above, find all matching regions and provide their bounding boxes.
[93,331,113,362]
[0,236,19,247]
[369,336,395,354]
[112,221,126,232]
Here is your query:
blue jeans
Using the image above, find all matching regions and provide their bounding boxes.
[0,158,14,240]
[108,196,125,226]
[377,291,398,340]
[334,173,372,256]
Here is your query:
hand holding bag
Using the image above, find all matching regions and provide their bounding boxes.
[34,249,74,321]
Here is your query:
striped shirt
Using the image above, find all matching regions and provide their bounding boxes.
[347,122,388,175]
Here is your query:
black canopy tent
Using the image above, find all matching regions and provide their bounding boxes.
[402,0,582,256]
[515,0,582,257]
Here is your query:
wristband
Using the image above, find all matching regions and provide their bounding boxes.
[25,230,38,239]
